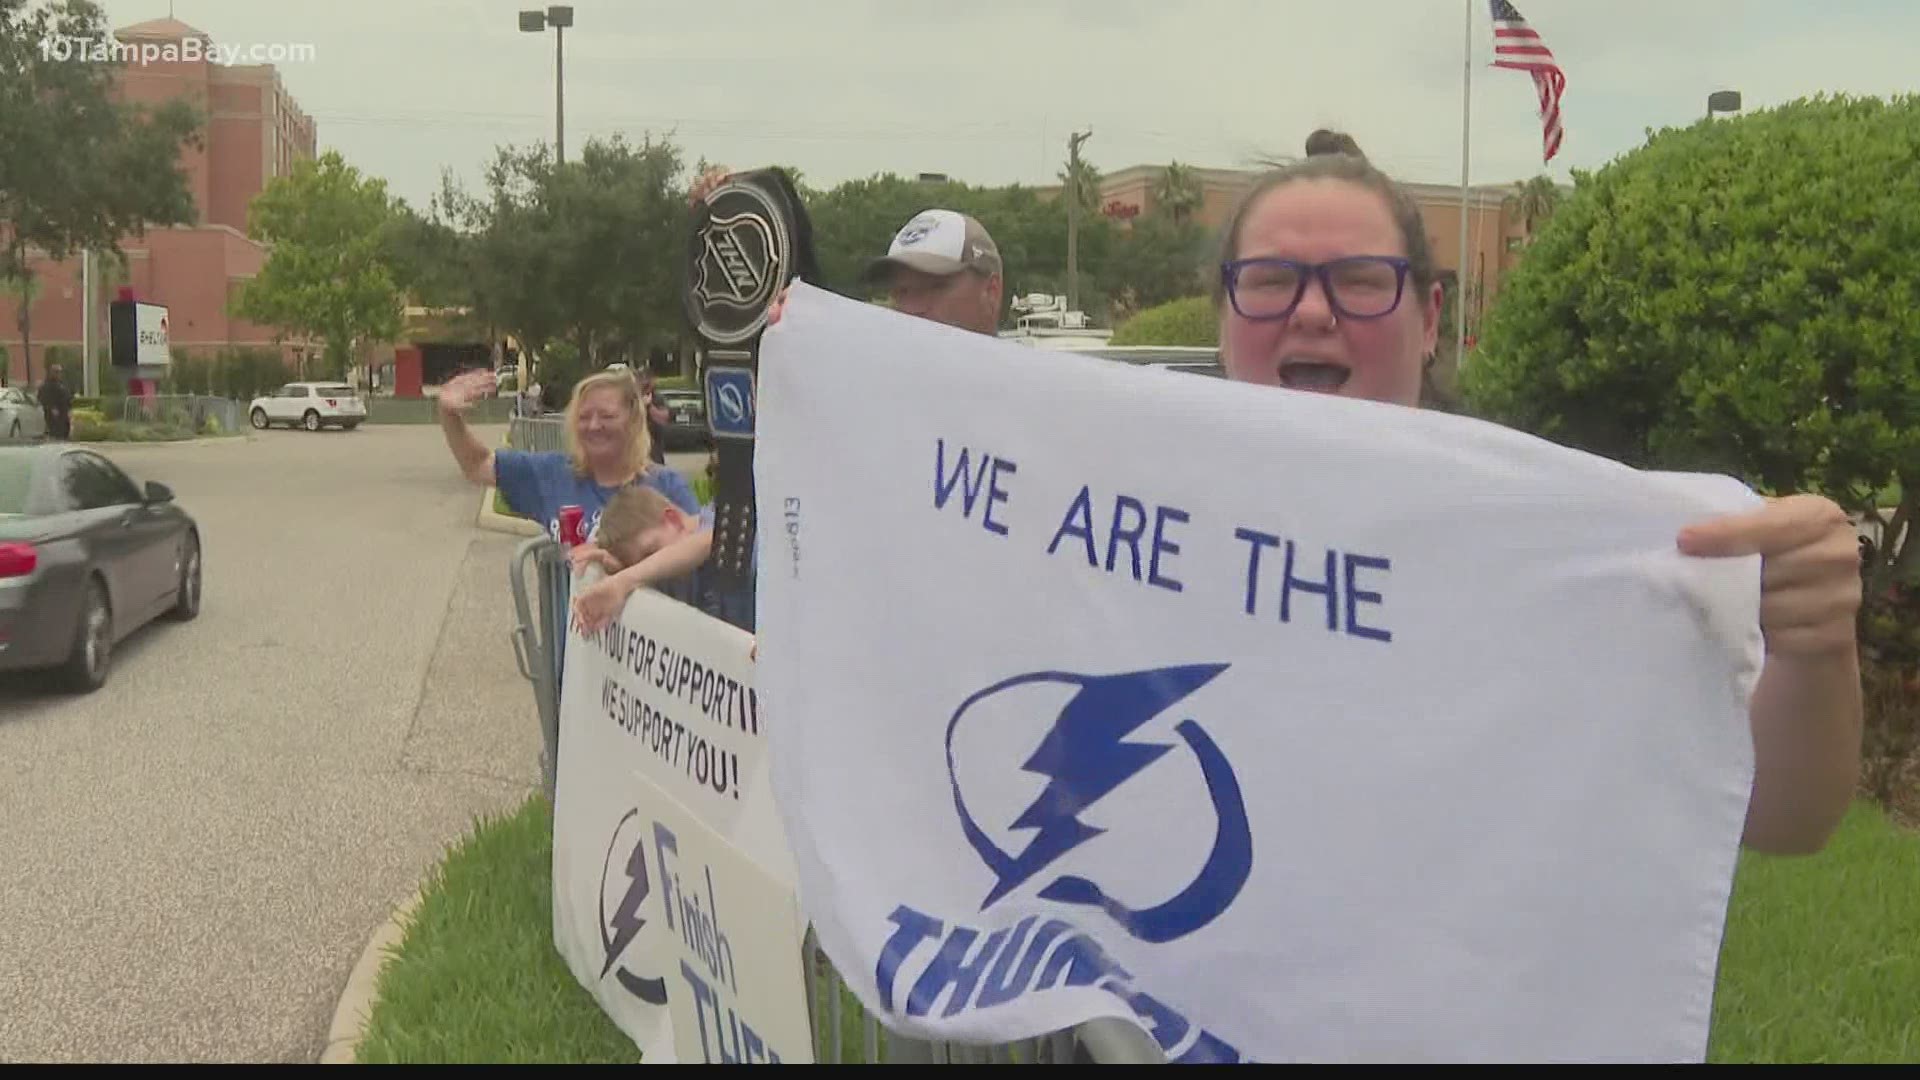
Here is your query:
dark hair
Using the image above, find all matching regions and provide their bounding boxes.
[1213,130,1439,304]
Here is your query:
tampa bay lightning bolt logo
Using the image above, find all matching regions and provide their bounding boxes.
[945,664,1252,945]
[599,808,668,1005]
[895,215,938,246]
[705,367,755,441]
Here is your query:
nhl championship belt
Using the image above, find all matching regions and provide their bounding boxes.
[683,168,818,592]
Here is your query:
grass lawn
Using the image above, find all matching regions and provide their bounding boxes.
[356,794,1920,1064]
[492,487,520,520]
[1707,798,1920,1063]
[355,795,640,1064]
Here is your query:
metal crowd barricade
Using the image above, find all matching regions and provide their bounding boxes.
[509,537,569,799]
[506,537,1155,1064]
[508,415,567,454]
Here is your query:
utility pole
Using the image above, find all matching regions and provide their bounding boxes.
[1065,128,1092,315]
[82,250,94,397]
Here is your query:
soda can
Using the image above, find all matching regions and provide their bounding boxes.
[558,504,585,547]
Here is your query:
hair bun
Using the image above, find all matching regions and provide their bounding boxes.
[1305,129,1365,160]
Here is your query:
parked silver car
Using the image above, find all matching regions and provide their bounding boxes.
[1,386,48,441]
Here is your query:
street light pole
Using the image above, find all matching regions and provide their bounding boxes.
[554,18,565,164]
[519,6,574,164]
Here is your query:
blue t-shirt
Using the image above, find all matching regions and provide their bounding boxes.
[493,449,700,543]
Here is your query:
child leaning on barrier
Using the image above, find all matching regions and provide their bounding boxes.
[566,485,755,636]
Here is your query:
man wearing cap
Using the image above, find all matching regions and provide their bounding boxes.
[861,208,1005,337]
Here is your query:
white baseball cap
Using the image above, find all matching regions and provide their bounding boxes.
[863,208,1003,282]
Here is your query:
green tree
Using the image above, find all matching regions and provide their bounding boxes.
[383,187,475,311]
[1103,213,1209,317]
[443,134,688,376]
[234,151,406,382]
[800,172,1120,327]
[0,0,200,386]
[1461,92,1920,602]
[1152,161,1204,226]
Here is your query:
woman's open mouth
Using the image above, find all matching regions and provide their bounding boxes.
[1278,357,1352,392]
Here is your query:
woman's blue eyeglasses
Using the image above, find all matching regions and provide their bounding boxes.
[1220,256,1412,322]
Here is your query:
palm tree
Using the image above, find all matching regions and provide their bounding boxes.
[1057,143,1101,214]
[1508,174,1562,244]
[1153,161,1203,226]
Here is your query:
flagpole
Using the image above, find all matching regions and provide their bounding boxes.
[1456,0,1473,372]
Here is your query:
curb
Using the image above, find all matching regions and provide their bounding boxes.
[73,434,255,448]
[320,885,427,1064]
[475,488,543,538]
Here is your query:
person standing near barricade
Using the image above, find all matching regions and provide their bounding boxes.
[1209,130,1863,857]
[437,367,701,544]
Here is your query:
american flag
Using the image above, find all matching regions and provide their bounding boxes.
[1489,0,1566,163]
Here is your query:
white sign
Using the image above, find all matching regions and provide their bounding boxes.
[638,771,816,1064]
[136,303,169,367]
[751,284,1766,1064]
[552,583,794,1063]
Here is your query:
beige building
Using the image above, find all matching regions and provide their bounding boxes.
[1065,163,1532,336]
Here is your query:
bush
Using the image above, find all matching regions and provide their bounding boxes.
[1108,295,1218,347]
[1861,655,1920,811]
[71,415,195,442]
[1458,94,1920,819]
[1461,94,1920,510]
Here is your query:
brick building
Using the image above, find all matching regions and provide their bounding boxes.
[0,16,318,386]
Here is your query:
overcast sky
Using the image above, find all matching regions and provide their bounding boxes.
[93,0,1920,212]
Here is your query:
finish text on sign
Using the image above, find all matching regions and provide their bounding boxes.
[655,820,796,1063]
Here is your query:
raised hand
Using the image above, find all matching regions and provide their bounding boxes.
[437,369,495,416]
[689,166,732,207]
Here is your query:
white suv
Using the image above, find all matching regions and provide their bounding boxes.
[249,383,367,432]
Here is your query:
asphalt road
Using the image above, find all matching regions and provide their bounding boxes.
[0,425,702,1063]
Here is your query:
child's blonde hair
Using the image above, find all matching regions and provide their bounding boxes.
[596,485,677,550]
